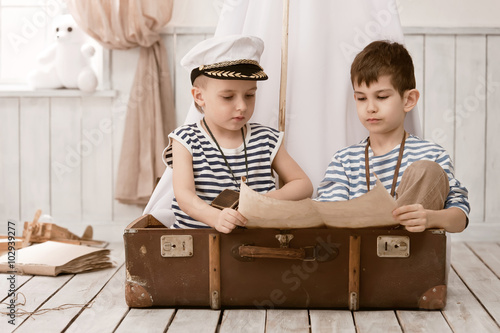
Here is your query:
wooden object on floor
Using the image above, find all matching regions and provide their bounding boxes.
[18,210,107,247]
[22,209,42,248]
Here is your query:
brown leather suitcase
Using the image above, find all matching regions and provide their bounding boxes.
[124,214,449,310]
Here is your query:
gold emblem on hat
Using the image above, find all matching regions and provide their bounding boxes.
[204,69,267,79]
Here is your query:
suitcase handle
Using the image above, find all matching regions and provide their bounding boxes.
[238,245,316,261]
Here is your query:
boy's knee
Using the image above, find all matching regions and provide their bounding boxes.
[397,160,450,209]
[402,160,449,193]
[406,160,445,178]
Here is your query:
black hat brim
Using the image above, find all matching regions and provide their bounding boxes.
[191,63,268,84]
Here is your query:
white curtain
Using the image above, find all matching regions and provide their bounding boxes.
[144,0,422,226]
[68,0,176,205]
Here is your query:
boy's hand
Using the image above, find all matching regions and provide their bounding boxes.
[392,204,428,232]
[214,208,247,234]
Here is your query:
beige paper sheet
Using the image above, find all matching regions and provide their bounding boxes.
[238,179,398,229]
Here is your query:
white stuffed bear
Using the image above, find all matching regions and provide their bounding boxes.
[28,14,98,92]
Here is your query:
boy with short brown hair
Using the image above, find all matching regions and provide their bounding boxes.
[317,40,469,232]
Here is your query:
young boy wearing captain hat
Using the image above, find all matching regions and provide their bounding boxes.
[163,35,313,233]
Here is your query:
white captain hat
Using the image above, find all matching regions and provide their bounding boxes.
[181,35,268,84]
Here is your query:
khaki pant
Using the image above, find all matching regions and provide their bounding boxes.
[395,160,450,210]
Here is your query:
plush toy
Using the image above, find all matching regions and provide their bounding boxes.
[28,14,98,92]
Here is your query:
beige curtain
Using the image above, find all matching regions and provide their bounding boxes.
[67,0,176,205]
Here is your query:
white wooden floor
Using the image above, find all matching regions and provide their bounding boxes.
[1,239,500,333]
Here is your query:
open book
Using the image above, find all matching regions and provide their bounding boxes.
[238,179,398,229]
[0,241,113,276]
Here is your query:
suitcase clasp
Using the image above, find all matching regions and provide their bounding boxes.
[275,233,294,248]
[377,235,410,258]
[160,235,194,257]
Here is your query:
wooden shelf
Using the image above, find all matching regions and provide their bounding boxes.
[0,85,116,98]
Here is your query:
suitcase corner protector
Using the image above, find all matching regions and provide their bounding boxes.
[125,280,153,307]
[418,285,447,310]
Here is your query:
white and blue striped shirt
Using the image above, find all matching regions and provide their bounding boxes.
[316,135,470,217]
[164,121,283,229]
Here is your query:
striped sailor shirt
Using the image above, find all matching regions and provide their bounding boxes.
[164,121,283,229]
[316,134,470,218]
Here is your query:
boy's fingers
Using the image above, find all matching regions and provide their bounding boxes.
[399,219,421,226]
[230,209,247,226]
[404,225,425,233]
[220,226,232,234]
[232,213,247,226]
[396,211,417,221]
[223,209,247,226]
[237,212,248,224]
[393,205,410,215]
[215,221,232,234]
[393,204,421,216]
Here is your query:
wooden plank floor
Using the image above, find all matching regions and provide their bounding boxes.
[1,241,500,333]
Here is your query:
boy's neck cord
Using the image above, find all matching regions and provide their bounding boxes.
[364,131,407,197]
[202,117,249,188]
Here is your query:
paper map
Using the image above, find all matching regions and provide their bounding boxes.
[238,179,398,229]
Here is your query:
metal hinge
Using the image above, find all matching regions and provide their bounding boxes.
[161,235,193,257]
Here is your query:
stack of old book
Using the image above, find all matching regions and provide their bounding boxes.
[0,210,112,276]
[0,241,113,276]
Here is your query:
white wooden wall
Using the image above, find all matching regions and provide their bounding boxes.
[404,29,500,224]
[0,27,499,239]
[0,95,140,237]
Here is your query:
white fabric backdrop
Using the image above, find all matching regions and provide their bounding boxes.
[144,0,422,226]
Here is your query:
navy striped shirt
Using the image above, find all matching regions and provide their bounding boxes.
[164,121,283,229]
[316,135,470,217]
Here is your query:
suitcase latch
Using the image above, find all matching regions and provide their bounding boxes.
[377,235,410,258]
[275,234,294,248]
[161,235,193,257]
